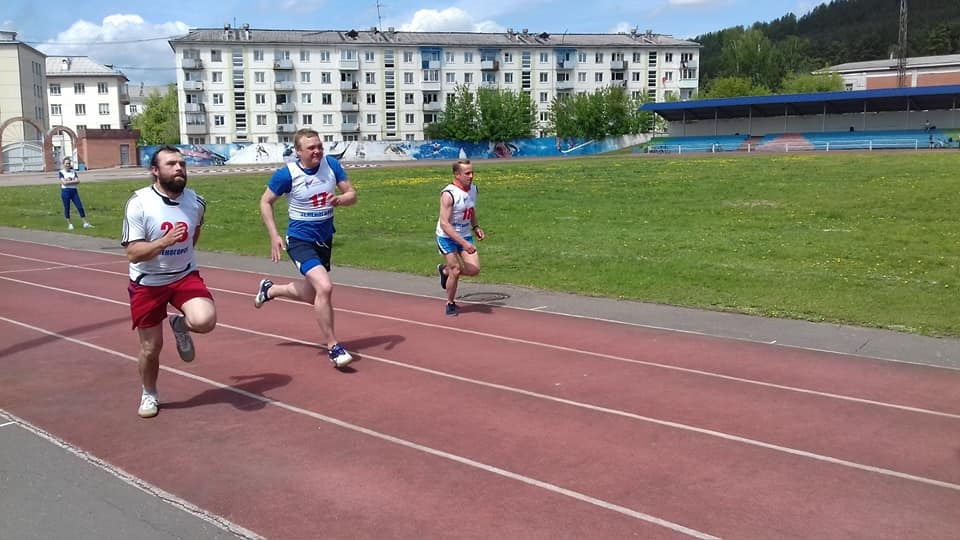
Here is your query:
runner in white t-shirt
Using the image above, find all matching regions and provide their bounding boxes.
[436,159,485,317]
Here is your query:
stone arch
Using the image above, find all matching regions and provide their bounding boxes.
[46,125,80,171]
[0,116,53,174]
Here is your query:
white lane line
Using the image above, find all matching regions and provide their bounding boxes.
[0,421,16,428]
[0,409,264,540]
[3,311,960,495]
[3,270,958,422]
[0,316,719,540]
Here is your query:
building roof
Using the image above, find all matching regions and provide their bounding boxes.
[825,53,960,73]
[45,56,129,81]
[169,27,700,49]
[640,85,960,121]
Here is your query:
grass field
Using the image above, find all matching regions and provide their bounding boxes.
[2,151,958,337]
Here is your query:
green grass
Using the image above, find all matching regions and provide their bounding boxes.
[3,151,959,337]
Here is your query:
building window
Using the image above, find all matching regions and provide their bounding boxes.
[595,72,604,82]
[403,51,414,63]
[503,52,513,63]
[464,52,474,63]
[255,93,266,104]
[504,73,513,84]
[300,50,310,62]
[76,124,87,131]
[366,113,377,124]
[214,115,225,126]
[446,72,456,84]
[51,104,62,115]
[74,83,85,94]
[404,93,415,104]
[320,51,331,62]
[464,73,473,84]
[302,114,313,124]
[211,49,222,62]
[99,103,110,115]
[75,104,86,115]
[212,72,223,83]
[254,49,264,61]
[366,93,376,104]
[424,113,438,124]
[540,72,549,83]
[403,72,414,84]
[98,124,109,130]
[129,104,138,114]
[322,114,333,125]
[301,72,311,83]
[365,72,376,84]
[256,114,267,125]
[97,82,109,94]
[301,93,312,104]
[539,52,549,63]
[50,83,61,95]
[213,93,224,105]
[578,52,587,63]
[321,72,332,84]
[595,52,604,63]
[364,51,375,62]
[539,92,548,102]
[664,53,673,63]
[322,93,332,105]
[404,113,415,124]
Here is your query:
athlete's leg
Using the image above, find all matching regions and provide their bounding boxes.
[303,265,338,348]
[460,250,481,278]
[137,324,163,394]
[61,189,72,226]
[179,297,217,333]
[443,251,462,305]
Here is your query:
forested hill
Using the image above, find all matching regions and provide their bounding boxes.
[694,0,960,89]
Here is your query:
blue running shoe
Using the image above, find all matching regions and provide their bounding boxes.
[445,302,458,317]
[437,264,448,290]
[254,279,274,308]
[328,344,354,368]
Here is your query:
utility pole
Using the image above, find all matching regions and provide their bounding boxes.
[897,0,908,88]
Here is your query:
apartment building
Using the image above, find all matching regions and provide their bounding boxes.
[45,56,132,160]
[169,25,700,145]
[0,30,47,171]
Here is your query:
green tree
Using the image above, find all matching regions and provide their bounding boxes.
[779,72,844,94]
[701,77,770,98]
[425,86,535,142]
[549,87,650,139]
[131,84,179,145]
[719,29,782,91]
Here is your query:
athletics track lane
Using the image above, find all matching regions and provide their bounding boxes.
[0,239,958,539]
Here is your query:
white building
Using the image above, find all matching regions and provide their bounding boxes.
[45,56,131,160]
[0,30,47,172]
[169,25,701,145]
[824,54,960,91]
[126,82,172,119]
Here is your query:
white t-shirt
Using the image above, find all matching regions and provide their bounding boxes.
[435,183,477,238]
[121,185,206,286]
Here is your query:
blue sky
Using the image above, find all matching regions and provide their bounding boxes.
[1,0,827,85]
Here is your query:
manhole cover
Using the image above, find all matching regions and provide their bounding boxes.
[459,291,510,302]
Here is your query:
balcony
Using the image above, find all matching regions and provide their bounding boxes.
[184,122,206,135]
[274,81,295,91]
[678,78,699,90]
[423,101,443,112]
[181,58,203,70]
[557,60,574,70]
[340,102,359,112]
[182,80,204,92]
[276,123,297,133]
[421,79,441,91]
[556,80,574,90]
[420,60,441,70]
[340,81,359,91]
[183,103,206,113]
[480,60,499,71]
[610,80,626,88]
[610,60,627,71]
[339,58,360,71]
[275,103,296,113]
[341,122,360,133]
[273,59,294,70]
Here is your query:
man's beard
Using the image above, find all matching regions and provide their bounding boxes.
[159,173,187,194]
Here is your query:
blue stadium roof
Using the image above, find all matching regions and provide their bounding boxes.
[641,85,960,121]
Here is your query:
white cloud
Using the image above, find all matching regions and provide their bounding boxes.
[37,14,189,85]
[399,8,504,33]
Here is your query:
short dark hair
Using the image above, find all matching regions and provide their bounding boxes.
[453,158,471,173]
[150,145,182,168]
[294,128,321,150]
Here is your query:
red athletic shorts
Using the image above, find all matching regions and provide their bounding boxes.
[127,271,213,329]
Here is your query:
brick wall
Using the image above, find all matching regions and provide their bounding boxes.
[76,129,140,169]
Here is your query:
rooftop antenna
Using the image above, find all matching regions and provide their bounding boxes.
[897,0,908,88]
[376,0,385,32]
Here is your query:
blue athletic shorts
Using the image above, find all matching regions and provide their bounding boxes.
[437,235,473,255]
[286,236,332,274]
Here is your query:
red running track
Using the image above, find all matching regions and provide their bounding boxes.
[1,238,958,539]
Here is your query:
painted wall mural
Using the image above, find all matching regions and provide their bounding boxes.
[138,134,650,168]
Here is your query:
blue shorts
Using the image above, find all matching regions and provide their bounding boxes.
[286,236,332,274]
[437,235,473,255]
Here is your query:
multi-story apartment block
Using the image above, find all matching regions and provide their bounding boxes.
[169,25,700,145]
[45,56,131,160]
[0,30,47,171]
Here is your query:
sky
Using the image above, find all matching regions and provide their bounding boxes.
[1,0,828,85]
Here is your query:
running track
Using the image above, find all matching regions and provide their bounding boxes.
[1,237,958,539]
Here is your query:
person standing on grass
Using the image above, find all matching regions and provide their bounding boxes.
[121,145,218,418]
[253,128,357,368]
[436,159,484,317]
[59,157,93,230]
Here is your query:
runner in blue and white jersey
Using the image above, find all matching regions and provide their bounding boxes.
[254,129,358,368]
[436,159,485,317]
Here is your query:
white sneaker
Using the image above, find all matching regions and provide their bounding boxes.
[67,223,74,230]
[82,222,94,229]
[168,314,195,362]
[138,393,159,418]
[328,344,354,368]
